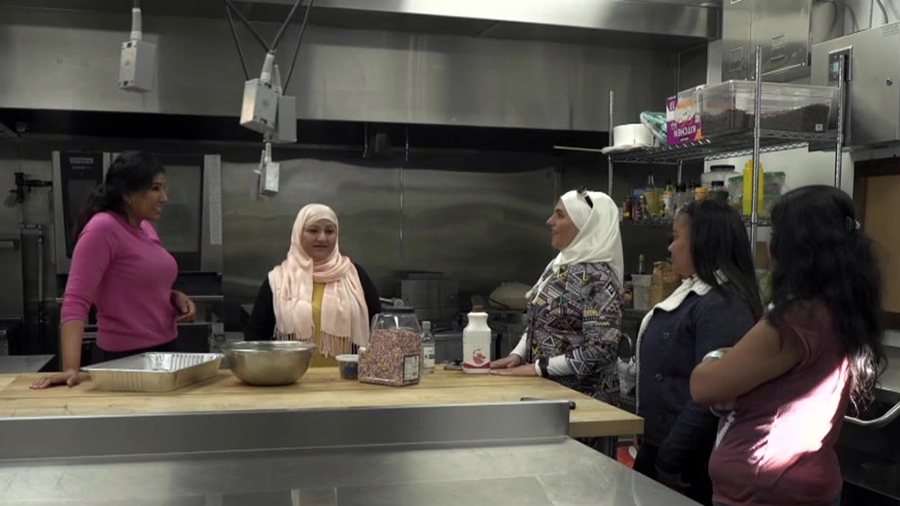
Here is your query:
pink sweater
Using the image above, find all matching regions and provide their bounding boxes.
[61,212,178,352]
[710,300,849,506]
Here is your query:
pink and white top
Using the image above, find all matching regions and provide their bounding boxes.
[61,212,178,352]
[709,299,849,506]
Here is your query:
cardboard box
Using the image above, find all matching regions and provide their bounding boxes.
[666,86,704,145]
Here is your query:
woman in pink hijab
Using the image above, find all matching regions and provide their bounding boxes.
[244,204,382,366]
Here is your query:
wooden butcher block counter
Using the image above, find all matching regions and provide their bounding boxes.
[0,367,643,439]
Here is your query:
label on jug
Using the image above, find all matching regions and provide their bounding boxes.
[463,340,491,373]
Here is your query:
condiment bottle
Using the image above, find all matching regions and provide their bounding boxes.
[662,180,675,218]
[637,194,650,221]
[694,185,708,201]
[623,196,634,221]
[742,158,765,216]
[462,305,491,374]
[622,274,634,308]
[644,173,659,217]
[685,181,697,208]
[674,183,687,215]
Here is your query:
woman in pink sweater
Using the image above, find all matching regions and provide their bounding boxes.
[31,152,195,389]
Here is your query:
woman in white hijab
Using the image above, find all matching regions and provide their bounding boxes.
[244,204,382,367]
[492,188,625,406]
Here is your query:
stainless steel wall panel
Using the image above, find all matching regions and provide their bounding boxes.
[722,0,754,82]
[0,5,676,131]
[401,152,557,298]
[201,155,224,273]
[220,154,403,319]
[722,0,839,84]
[751,0,814,82]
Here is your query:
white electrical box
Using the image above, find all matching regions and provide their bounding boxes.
[240,79,278,134]
[272,95,297,144]
[259,161,280,196]
[118,40,156,92]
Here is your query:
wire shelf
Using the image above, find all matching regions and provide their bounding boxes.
[608,130,837,164]
[620,215,772,229]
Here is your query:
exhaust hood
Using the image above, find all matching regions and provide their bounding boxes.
[0,0,720,49]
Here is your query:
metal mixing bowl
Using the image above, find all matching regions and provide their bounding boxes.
[224,341,316,386]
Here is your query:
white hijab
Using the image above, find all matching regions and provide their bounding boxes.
[526,190,624,302]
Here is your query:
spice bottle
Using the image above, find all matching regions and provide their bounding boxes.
[623,196,634,221]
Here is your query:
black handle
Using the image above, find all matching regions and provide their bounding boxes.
[520,397,576,410]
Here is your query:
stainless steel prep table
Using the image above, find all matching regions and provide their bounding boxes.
[0,401,697,506]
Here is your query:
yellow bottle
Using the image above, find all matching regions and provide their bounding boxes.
[742,159,764,216]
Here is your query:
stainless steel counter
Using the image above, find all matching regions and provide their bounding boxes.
[0,439,698,506]
[0,354,52,374]
[0,401,695,506]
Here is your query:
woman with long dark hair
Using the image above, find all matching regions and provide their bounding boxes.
[691,186,885,506]
[31,152,196,389]
[633,199,762,505]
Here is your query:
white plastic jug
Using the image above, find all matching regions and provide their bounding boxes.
[463,305,491,374]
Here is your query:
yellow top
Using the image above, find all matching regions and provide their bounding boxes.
[310,282,338,367]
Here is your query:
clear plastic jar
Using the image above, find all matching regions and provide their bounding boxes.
[359,307,423,387]
[371,307,421,336]
[701,164,738,188]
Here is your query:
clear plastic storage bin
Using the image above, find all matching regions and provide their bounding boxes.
[727,172,786,216]
[699,81,838,137]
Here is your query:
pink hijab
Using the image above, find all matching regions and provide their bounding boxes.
[268,204,369,356]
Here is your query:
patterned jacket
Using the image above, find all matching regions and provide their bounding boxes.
[525,261,623,405]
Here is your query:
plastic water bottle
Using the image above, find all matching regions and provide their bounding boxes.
[421,321,436,374]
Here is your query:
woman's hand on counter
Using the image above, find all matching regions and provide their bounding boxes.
[491,363,537,377]
[491,354,524,370]
[30,368,81,389]
[172,290,196,323]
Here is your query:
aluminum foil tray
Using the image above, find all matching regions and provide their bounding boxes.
[82,353,223,392]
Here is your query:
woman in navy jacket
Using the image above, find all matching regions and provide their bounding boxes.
[632,199,763,505]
